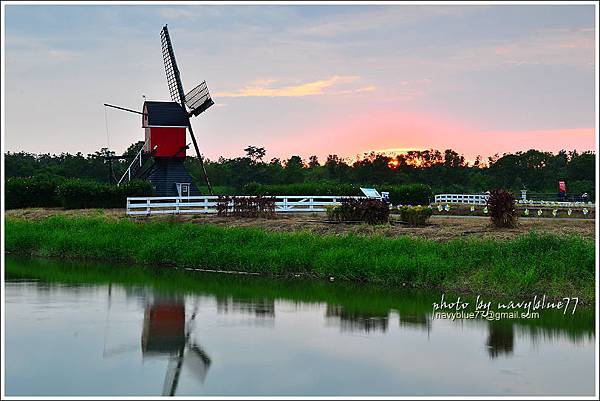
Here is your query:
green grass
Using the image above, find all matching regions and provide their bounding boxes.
[6,255,594,342]
[4,215,596,302]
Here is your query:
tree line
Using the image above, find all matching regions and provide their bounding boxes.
[4,143,596,197]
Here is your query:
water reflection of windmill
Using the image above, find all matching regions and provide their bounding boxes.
[141,296,211,396]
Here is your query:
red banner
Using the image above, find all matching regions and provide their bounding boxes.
[559,181,566,193]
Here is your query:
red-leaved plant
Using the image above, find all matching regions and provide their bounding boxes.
[216,195,276,218]
[486,189,518,228]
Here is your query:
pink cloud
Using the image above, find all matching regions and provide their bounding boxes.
[250,110,595,163]
[261,110,469,160]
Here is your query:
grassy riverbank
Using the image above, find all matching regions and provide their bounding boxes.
[6,256,594,340]
[5,215,596,301]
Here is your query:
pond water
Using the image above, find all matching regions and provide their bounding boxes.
[4,256,596,396]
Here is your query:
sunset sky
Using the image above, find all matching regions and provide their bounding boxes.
[3,4,597,163]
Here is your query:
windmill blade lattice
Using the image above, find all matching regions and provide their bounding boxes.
[160,25,186,106]
[159,24,215,195]
[185,81,214,117]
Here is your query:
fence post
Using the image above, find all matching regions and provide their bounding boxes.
[204,197,208,213]
[176,198,180,214]
[146,199,150,215]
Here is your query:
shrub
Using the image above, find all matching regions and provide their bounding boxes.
[122,180,155,197]
[6,177,154,210]
[567,180,595,199]
[487,189,518,228]
[254,196,276,218]
[210,186,237,195]
[6,176,64,209]
[243,182,360,197]
[57,179,154,209]
[399,205,433,226]
[385,184,433,206]
[338,198,390,225]
[216,195,231,216]
[57,180,114,209]
[325,205,342,222]
[216,195,276,218]
[243,182,433,206]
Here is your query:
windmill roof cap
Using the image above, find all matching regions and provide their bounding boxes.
[143,101,188,127]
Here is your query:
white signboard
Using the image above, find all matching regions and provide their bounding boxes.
[360,187,382,199]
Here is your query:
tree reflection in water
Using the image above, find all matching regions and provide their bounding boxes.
[325,304,389,333]
[398,313,432,330]
[216,296,275,318]
[486,321,515,359]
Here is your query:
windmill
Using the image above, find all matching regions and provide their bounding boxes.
[104,24,215,196]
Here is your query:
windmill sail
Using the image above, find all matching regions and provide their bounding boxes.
[185,81,214,116]
[159,24,214,195]
[160,25,186,106]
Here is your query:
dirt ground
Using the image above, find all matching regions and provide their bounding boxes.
[6,208,596,242]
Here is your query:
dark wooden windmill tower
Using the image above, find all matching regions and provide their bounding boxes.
[106,25,215,196]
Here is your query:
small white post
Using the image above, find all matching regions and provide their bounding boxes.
[521,190,527,201]
[204,197,208,213]
[146,199,150,215]
[176,198,180,214]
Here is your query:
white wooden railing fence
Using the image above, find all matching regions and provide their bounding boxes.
[128,194,595,215]
[434,194,488,205]
[126,195,367,215]
[435,193,594,207]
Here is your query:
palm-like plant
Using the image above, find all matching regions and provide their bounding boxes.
[487,189,518,228]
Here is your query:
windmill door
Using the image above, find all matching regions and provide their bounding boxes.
[176,183,190,200]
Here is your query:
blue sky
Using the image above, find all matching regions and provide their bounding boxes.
[3,4,596,161]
